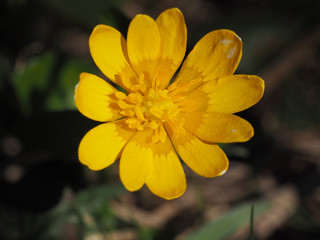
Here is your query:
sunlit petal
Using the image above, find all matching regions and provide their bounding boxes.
[89,24,137,90]
[79,120,136,171]
[75,72,122,122]
[155,8,187,89]
[145,136,186,200]
[120,128,186,199]
[119,129,153,192]
[183,112,254,143]
[127,14,161,88]
[175,29,242,90]
[188,75,265,113]
[166,123,228,178]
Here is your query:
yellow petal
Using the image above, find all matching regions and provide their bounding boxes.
[166,123,228,178]
[75,73,122,122]
[188,75,265,113]
[154,8,187,89]
[183,112,254,143]
[127,14,161,88]
[78,120,136,171]
[120,128,186,199]
[145,138,186,200]
[119,129,154,192]
[175,29,242,89]
[89,24,137,90]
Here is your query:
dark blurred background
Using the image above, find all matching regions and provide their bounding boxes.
[1,0,320,239]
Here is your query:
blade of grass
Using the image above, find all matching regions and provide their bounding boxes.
[250,204,255,240]
[185,200,270,240]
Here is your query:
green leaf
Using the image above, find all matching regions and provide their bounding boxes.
[11,51,56,114]
[74,183,126,209]
[11,51,97,113]
[185,201,271,240]
[44,58,95,111]
[73,183,127,233]
[35,183,126,239]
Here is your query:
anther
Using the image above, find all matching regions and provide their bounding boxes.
[135,105,146,121]
[149,107,164,119]
[120,109,135,117]
[118,100,132,109]
[115,91,127,100]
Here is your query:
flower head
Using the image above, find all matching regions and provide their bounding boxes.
[75,8,264,199]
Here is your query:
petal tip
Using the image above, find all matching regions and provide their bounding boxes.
[150,185,187,200]
[240,122,255,142]
[163,7,183,15]
[122,182,144,192]
[132,13,154,21]
[162,190,186,200]
[219,169,227,176]
[259,77,265,96]
[219,159,229,176]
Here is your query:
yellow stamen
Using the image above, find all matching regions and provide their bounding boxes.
[115,91,127,100]
[135,105,146,121]
[115,83,189,143]
[131,74,147,93]
[149,107,164,119]
[152,127,159,143]
[126,118,144,131]
[158,124,167,143]
[118,100,132,109]
[121,109,135,117]
[128,92,142,104]
[148,120,160,129]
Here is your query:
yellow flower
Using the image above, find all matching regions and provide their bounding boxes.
[74,8,264,199]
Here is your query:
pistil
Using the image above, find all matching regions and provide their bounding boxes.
[114,79,200,143]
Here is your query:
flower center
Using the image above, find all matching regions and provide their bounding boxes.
[144,88,179,121]
[115,74,200,143]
